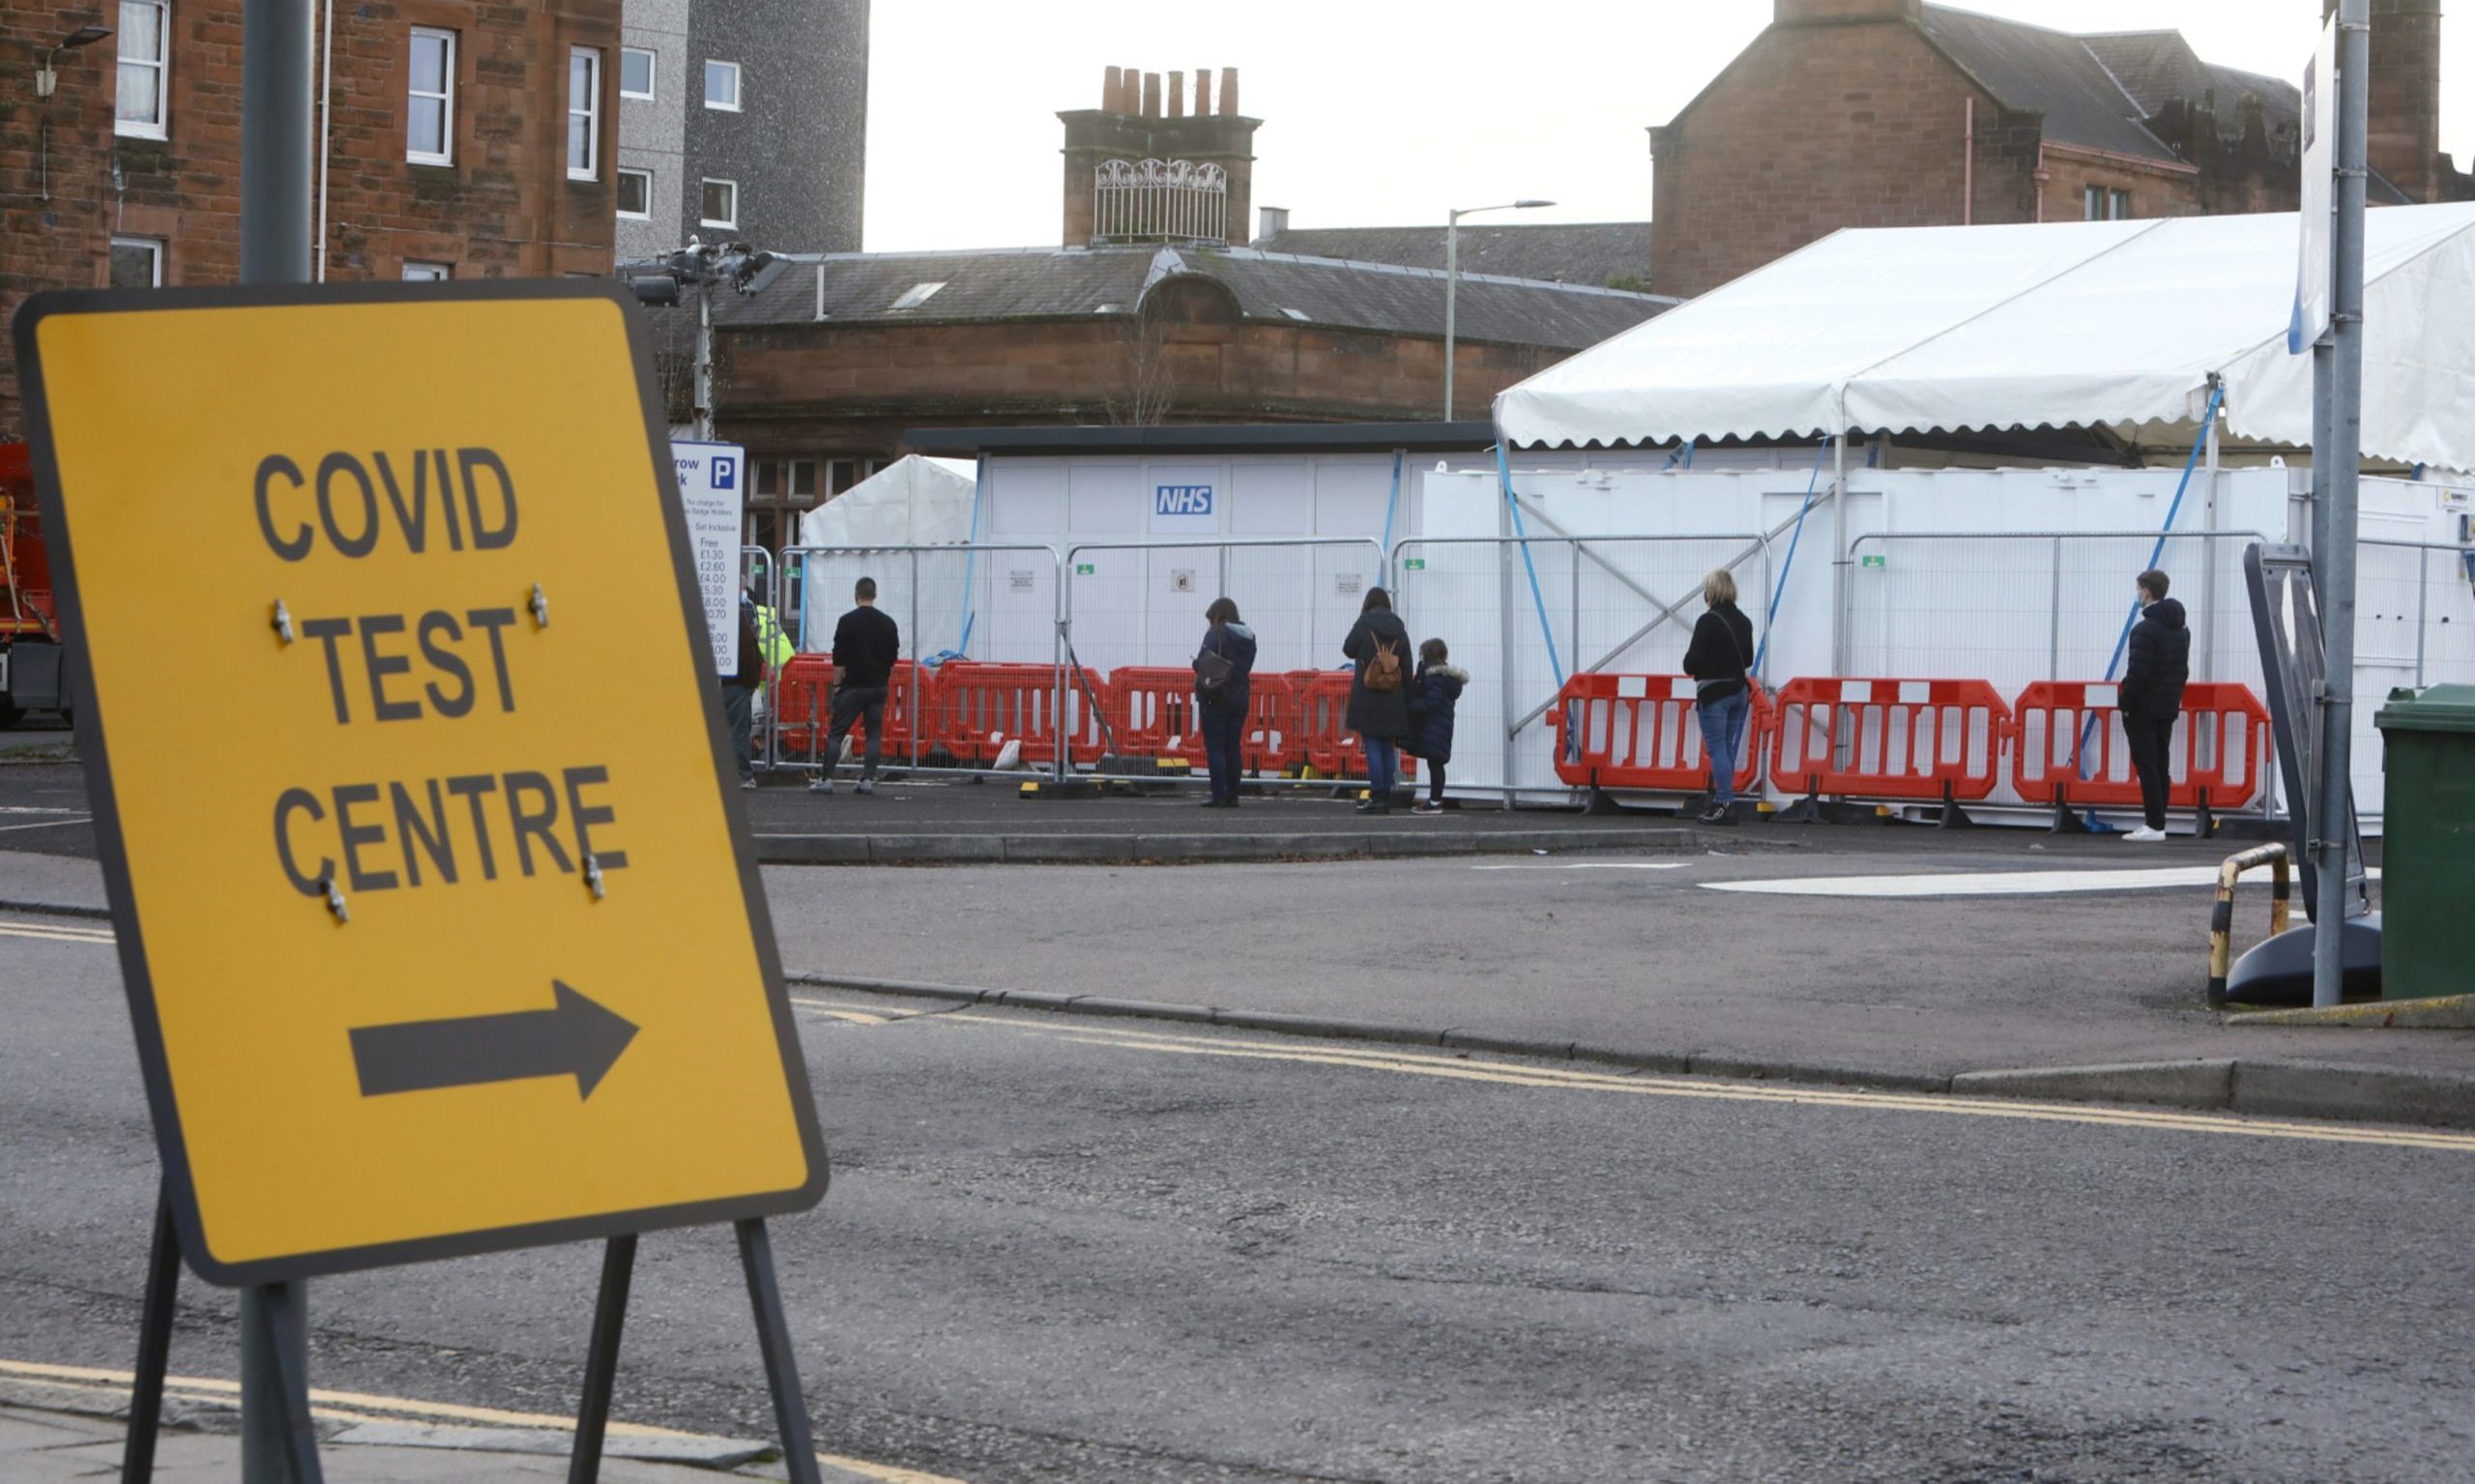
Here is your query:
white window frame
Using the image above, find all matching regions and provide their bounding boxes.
[2082,185,2105,221]
[2110,189,2133,221]
[567,46,600,181]
[407,26,455,166]
[620,46,655,102]
[109,235,165,287]
[616,167,652,220]
[699,178,738,230]
[115,0,170,141]
[704,59,742,112]
[402,261,451,281]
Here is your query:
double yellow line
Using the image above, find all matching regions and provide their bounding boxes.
[791,1001,2475,1154]
[0,918,114,946]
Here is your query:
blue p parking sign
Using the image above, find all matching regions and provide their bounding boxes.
[713,455,738,491]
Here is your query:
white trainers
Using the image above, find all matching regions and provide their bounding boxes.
[2124,826,2168,842]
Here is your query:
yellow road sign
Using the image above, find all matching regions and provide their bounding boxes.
[13,283,826,1285]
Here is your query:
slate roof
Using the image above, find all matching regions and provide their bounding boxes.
[708,244,1674,352]
[2079,31,2302,148]
[1249,223,1654,288]
[1919,5,2184,166]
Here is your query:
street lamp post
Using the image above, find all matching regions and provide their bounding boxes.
[1443,199,1554,421]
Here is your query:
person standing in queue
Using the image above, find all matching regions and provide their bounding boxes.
[1342,587,1413,815]
[722,587,764,790]
[1404,638,1467,816]
[1193,597,1258,808]
[1681,568,1757,827]
[2117,568,2190,842]
[812,576,901,796]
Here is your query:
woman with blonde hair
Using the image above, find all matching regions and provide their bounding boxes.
[1680,567,1756,827]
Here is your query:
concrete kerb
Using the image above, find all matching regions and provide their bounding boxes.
[750,827,1716,867]
[786,972,2475,1130]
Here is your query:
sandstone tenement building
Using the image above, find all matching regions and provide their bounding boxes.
[1649,0,2473,298]
[0,0,624,433]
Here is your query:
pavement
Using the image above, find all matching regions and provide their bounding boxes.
[0,756,1724,866]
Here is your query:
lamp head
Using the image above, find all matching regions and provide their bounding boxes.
[35,25,111,99]
[1513,199,1556,210]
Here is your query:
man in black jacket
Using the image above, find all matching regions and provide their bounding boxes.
[2118,568,2191,842]
[813,577,901,796]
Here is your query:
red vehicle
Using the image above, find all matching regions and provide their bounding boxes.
[0,441,68,726]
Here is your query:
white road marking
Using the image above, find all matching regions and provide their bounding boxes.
[0,814,89,832]
[1706,865,2381,898]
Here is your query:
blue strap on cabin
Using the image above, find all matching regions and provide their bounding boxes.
[1750,436,1834,682]
[1495,442,1565,687]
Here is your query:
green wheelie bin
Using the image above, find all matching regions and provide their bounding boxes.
[2374,684,2475,1001]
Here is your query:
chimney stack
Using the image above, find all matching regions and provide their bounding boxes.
[1256,205,1289,243]
[2367,0,2444,203]
[1061,64,1263,248]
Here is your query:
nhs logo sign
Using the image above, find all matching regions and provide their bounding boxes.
[1154,483,1213,516]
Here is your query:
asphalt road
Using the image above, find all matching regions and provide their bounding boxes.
[5,920,2472,1483]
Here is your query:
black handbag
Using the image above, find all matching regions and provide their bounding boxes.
[1194,647,1235,700]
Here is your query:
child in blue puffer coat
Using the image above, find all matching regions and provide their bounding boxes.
[1404,638,1467,816]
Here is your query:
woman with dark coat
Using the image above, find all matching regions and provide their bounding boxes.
[1194,597,1257,808]
[1680,567,1757,827]
[1340,587,1413,815]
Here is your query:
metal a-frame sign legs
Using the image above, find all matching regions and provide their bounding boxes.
[120,1185,826,1484]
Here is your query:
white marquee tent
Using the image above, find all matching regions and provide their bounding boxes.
[796,454,977,547]
[1495,202,2475,470]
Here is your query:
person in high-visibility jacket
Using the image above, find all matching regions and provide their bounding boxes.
[752,594,794,688]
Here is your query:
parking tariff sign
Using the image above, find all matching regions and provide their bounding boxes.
[11,281,826,1286]
[673,440,746,675]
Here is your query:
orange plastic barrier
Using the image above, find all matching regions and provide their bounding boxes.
[1238,673,1301,773]
[2010,681,2271,816]
[1290,669,1416,781]
[773,656,938,761]
[1107,667,1211,765]
[1768,677,2012,804]
[937,661,1106,766]
[1103,668,1304,774]
[1547,675,1772,795]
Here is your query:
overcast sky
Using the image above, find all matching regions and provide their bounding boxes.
[860,0,2471,252]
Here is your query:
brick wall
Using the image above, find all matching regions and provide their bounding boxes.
[2038,149,2204,225]
[0,4,119,433]
[0,0,620,437]
[709,311,1556,461]
[1650,19,2012,298]
[2369,0,2443,206]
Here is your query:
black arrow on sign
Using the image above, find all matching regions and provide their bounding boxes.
[350,980,638,1100]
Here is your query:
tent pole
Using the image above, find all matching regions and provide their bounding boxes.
[2199,394,2222,684]
[1829,423,1849,680]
